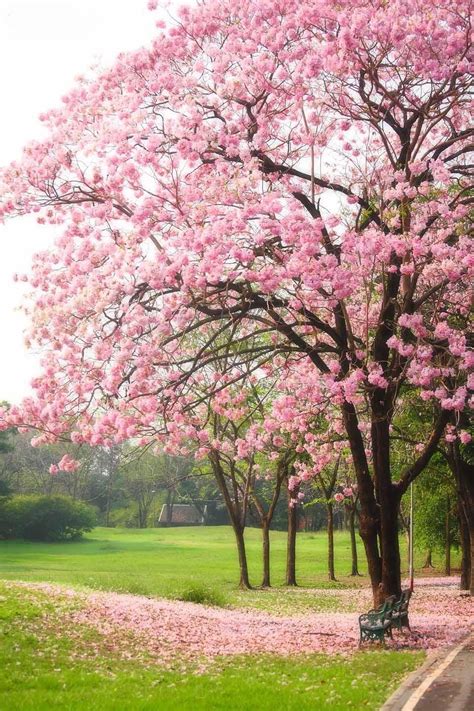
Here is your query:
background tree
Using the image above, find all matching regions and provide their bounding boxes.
[307,456,341,582]
[0,404,14,495]
[415,466,460,576]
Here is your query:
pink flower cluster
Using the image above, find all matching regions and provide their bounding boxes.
[0,0,471,503]
[49,454,81,475]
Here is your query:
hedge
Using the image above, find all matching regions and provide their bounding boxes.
[0,494,96,541]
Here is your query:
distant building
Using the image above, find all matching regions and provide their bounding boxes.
[158,503,206,526]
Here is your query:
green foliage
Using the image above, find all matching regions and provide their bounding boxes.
[0,405,15,494]
[178,584,227,607]
[0,431,13,455]
[0,479,12,496]
[0,495,96,541]
[413,467,459,554]
[106,504,140,528]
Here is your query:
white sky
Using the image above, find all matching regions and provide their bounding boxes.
[0,0,179,404]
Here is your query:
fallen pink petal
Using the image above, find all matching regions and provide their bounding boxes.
[10,577,472,666]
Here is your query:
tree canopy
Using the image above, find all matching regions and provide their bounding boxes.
[0,0,472,600]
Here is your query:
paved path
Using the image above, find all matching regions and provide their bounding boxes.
[383,633,473,711]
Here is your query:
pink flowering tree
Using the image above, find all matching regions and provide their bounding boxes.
[0,0,472,603]
[173,364,301,589]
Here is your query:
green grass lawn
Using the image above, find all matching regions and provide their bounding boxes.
[0,581,424,711]
[0,526,457,612]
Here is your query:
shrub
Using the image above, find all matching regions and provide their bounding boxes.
[0,495,96,541]
[178,585,227,607]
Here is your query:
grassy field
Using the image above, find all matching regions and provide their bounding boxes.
[0,526,457,612]
[0,527,438,709]
[0,581,424,711]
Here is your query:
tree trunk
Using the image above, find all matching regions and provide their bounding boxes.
[372,414,402,602]
[379,494,402,599]
[352,396,446,604]
[286,493,297,586]
[423,549,434,569]
[445,497,451,576]
[471,534,474,597]
[447,434,474,595]
[210,452,252,589]
[342,402,383,604]
[327,502,336,581]
[233,523,251,589]
[459,505,471,591]
[251,465,285,589]
[261,520,271,587]
[349,507,360,576]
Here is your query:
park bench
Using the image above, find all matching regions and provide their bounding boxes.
[391,588,412,631]
[358,589,412,646]
[358,596,396,646]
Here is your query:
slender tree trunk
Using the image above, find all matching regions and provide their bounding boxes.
[349,507,360,576]
[286,492,297,586]
[327,502,336,581]
[261,519,271,587]
[251,467,285,589]
[210,452,252,589]
[234,523,251,589]
[445,497,451,576]
[423,549,434,569]
[459,505,471,591]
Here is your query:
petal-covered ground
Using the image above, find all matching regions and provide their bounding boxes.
[9,578,472,666]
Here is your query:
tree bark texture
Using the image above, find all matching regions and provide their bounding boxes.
[459,504,471,591]
[445,497,451,576]
[261,520,271,587]
[327,502,336,581]
[349,507,360,576]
